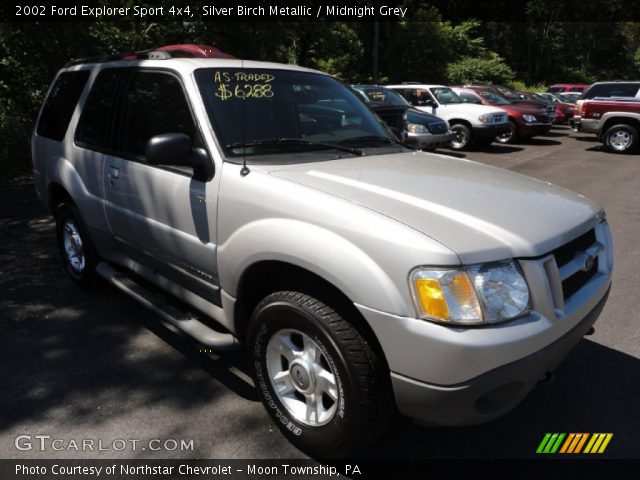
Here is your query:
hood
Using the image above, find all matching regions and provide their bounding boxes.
[501,103,546,115]
[435,102,506,115]
[406,108,446,125]
[266,152,600,264]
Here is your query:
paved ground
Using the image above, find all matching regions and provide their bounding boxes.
[1,126,639,460]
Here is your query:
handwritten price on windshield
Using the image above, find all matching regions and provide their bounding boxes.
[215,83,273,100]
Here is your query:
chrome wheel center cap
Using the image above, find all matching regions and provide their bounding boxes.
[289,360,315,394]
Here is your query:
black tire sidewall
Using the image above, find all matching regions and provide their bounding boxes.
[248,299,364,457]
[495,121,516,144]
[55,203,98,285]
[605,124,637,153]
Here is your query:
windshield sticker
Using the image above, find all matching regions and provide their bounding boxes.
[214,71,274,101]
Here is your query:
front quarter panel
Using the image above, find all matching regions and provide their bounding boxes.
[217,162,459,320]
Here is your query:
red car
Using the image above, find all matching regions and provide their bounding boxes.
[453,87,552,143]
[548,83,589,93]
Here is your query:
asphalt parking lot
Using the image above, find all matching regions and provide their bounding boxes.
[1,125,639,460]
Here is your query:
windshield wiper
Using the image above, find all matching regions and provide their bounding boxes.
[225,138,363,156]
[338,135,409,148]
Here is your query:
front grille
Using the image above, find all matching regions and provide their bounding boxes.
[562,258,599,299]
[546,105,555,115]
[492,113,506,123]
[428,122,448,134]
[536,113,549,123]
[551,229,598,300]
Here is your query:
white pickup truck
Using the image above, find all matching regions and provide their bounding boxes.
[386,84,510,149]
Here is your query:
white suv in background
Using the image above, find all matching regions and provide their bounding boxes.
[386,84,510,149]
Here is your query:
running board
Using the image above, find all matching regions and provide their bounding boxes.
[96,262,239,350]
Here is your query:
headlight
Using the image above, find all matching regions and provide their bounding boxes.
[522,114,537,122]
[407,123,429,133]
[478,114,491,124]
[410,260,530,325]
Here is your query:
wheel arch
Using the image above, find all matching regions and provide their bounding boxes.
[600,116,640,137]
[234,259,389,368]
[448,118,473,129]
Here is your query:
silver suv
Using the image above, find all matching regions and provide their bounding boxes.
[32,45,613,458]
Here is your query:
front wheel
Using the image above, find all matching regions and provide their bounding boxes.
[247,291,393,458]
[603,124,638,153]
[449,123,472,150]
[495,121,518,144]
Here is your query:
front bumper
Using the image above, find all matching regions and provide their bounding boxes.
[471,123,511,140]
[580,118,601,135]
[570,116,582,131]
[390,288,609,426]
[518,122,553,138]
[406,131,454,149]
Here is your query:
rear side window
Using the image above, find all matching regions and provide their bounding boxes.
[37,71,90,141]
[584,83,640,99]
[75,69,120,150]
[120,71,198,158]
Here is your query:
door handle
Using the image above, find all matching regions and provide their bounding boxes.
[108,166,120,179]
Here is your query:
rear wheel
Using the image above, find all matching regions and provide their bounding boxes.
[55,202,100,288]
[603,124,638,154]
[495,120,518,144]
[449,123,471,150]
[247,291,393,458]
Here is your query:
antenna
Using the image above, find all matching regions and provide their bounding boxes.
[240,36,250,177]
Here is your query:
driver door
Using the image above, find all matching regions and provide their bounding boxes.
[103,69,220,302]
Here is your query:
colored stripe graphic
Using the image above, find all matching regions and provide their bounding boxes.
[537,433,613,454]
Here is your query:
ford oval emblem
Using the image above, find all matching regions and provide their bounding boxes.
[582,253,596,272]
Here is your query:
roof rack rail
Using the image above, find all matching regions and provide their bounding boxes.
[65,44,235,67]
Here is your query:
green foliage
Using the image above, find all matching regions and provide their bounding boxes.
[507,81,548,93]
[446,54,514,84]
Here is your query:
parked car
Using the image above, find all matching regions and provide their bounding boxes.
[572,81,640,131]
[578,97,640,153]
[559,92,582,102]
[453,87,551,143]
[535,92,576,124]
[467,84,557,123]
[32,45,613,457]
[385,84,510,149]
[548,83,589,93]
[351,85,453,150]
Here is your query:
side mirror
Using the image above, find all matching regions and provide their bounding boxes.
[388,126,406,143]
[146,133,213,181]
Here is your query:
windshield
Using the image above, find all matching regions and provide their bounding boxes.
[356,87,409,106]
[430,87,463,104]
[477,89,510,105]
[195,68,398,160]
[556,93,575,103]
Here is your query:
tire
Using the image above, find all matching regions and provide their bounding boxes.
[603,123,638,154]
[247,291,393,458]
[495,120,518,144]
[55,202,101,288]
[449,123,472,150]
